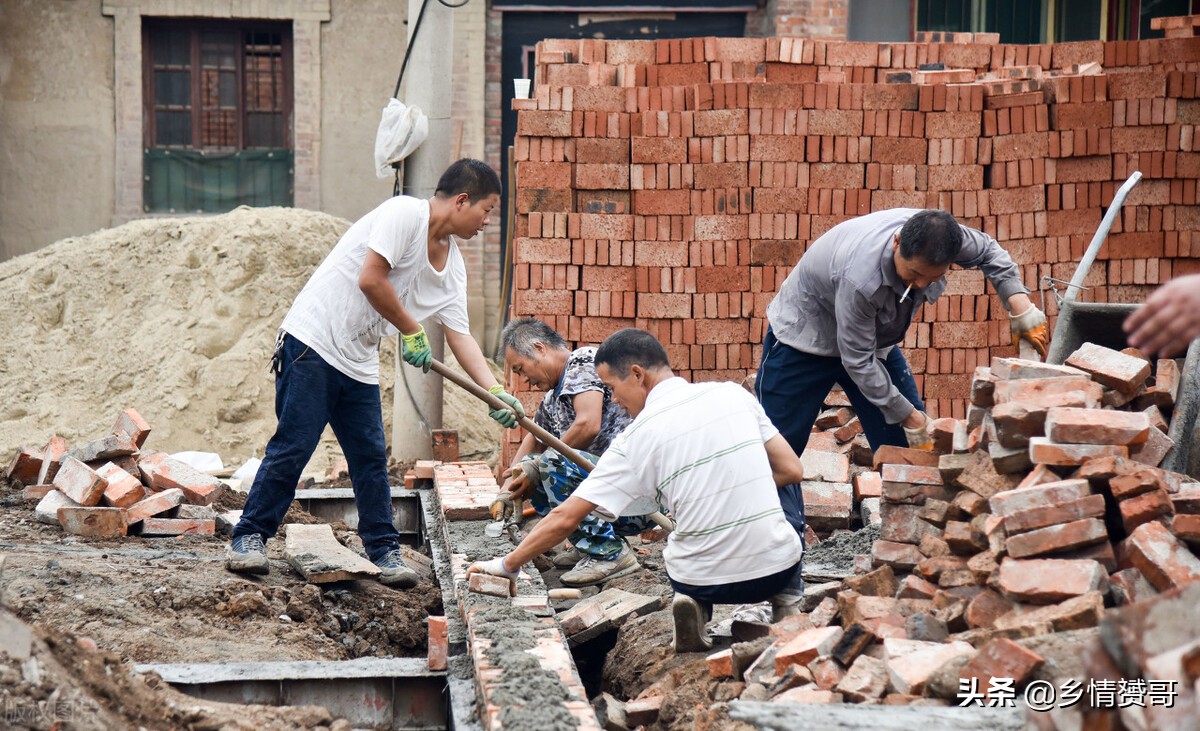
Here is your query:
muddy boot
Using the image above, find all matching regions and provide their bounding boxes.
[560,546,639,587]
[226,534,269,575]
[770,592,803,622]
[373,549,419,589]
[670,594,713,653]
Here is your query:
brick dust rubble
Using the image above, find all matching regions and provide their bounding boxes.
[0,208,504,729]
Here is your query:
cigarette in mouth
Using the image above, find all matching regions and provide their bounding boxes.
[899,285,912,304]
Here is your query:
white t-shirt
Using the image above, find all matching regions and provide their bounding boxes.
[281,196,471,384]
[575,377,804,586]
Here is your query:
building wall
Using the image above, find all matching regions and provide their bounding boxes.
[320,0,410,223]
[0,2,116,261]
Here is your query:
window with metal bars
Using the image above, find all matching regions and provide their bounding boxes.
[143,20,293,212]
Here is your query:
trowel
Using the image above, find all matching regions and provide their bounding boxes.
[427,357,673,534]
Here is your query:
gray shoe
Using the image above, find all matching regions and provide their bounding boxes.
[374,549,419,588]
[226,534,269,575]
[770,592,804,622]
[671,594,713,653]
[560,546,639,587]
[551,547,582,568]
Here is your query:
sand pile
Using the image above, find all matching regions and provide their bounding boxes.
[0,206,502,474]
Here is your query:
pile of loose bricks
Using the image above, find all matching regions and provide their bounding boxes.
[4,408,225,538]
[505,18,1200,464]
[693,341,1198,721]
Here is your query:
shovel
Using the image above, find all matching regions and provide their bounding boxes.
[427,358,673,533]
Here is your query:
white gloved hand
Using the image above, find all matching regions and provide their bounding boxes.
[466,556,519,596]
[903,412,933,450]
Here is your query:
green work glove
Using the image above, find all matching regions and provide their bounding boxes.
[400,326,432,373]
[487,385,525,429]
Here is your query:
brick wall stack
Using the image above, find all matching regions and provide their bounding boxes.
[506,29,1200,462]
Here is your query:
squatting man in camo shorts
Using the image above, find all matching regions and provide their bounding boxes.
[496,318,656,586]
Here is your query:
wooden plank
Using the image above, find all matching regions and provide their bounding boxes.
[283,524,380,583]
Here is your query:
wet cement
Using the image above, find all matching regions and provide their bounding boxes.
[473,605,580,730]
[804,524,881,575]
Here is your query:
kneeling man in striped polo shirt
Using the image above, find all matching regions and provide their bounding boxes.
[468,328,807,652]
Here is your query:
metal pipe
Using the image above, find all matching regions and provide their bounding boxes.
[1065,171,1142,303]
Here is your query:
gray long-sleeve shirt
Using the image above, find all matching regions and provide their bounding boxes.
[765,208,1028,424]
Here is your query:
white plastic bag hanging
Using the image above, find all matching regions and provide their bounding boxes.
[374,98,428,178]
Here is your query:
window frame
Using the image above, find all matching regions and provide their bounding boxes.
[141,19,294,152]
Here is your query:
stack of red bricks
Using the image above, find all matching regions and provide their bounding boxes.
[696,344,1197,713]
[1152,14,1200,39]
[4,408,224,538]
[506,28,1200,460]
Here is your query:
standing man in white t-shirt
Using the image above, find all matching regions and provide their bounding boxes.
[468,329,807,652]
[227,159,525,586]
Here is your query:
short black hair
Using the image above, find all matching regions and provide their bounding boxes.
[501,318,569,357]
[898,209,963,266]
[594,329,670,378]
[435,159,502,202]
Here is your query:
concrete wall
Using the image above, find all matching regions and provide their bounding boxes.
[0,1,116,261]
[320,0,409,223]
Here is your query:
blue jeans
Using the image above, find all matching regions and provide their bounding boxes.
[671,561,802,605]
[756,327,926,455]
[233,334,401,562]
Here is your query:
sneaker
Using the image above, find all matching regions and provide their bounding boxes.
[226,534,269,575]
[373,549,419,589]
[670,594,713,653]
[560,546,639,587]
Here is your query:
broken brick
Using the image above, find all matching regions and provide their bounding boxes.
[1109,469,1168,499]
[1173,514,1200,545]
[872,540,923,571]
[960,638,1044,690]
[137,452,225,505]
[992,392,1098,449]
[35,436,69,486]
[997,557,1108,603]
[873,445,940,471]
[883,638,975,695]
[844,565,898,597]
[468,572,515,597]
[1029,437,1128,466]
[124,488,186,525]
[427,616,448,671]
[966,589,1014,629]
[991,376,1102,405]
[1065,342,1152,395]
[815,407,853,429]
[1004,494,1107,534]
[5,447,42,485]
[830,623,875,666]
[1044,407,1151,446]
[801,481,853,532]
[801,448,852,482]
[35,490,78,524]
[880,503,940,544]
[775,626,843,673]
[1125,520,1200,591]
[989,479,1091,516]
[952,490,989,517]
[945,521,987,555]
[706,648,734,678]
[1108,568,1158,606]
[835,654,888,702]
[51,456,108,507]
[112,407,151,447]
[956,450,1021,498]
[897,575,939,599]
[1119,489,1174,532]
[136,517,216,536]
[993,591,1105,632]
[1129,426,1175,468]
[989,358,1087,381]
[65,434,138,464]
[1005,518,1108,558]
[624,696,663,727]
[853,471,882,500]
[95,462,146,509]
[57,506,128,538]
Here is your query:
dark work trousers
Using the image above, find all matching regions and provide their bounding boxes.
[670,561,802,605]
[755,326,926,456]
[233,334,401,562]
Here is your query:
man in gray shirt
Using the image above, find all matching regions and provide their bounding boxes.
[757,208,1047,465]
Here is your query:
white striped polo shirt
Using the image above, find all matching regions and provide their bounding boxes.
[575,377,804,586]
